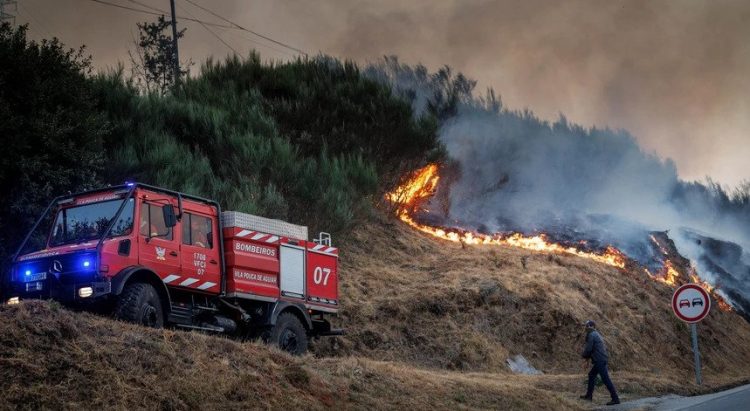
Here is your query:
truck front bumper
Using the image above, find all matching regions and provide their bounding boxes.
[5,278,112,304]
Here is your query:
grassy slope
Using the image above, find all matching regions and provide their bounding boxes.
[317,214,750,399]
[2,213,750,410]
[0,302,581,411]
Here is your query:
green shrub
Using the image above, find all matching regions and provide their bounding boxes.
[91,54,437,235]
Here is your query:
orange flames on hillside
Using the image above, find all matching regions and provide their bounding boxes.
[645,262,733,312]
[645,233,732,311]
[387,164,626,268]
[388,163,734,312]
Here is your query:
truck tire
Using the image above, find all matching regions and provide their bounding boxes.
[270,312,308,355]
[114,282,164,328]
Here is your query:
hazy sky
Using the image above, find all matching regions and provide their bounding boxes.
[12,0,750,186]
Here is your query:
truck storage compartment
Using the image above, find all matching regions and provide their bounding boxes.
[222,211,306,301]
[222,211,338,312]
[305,245,339,312]
[223,223,281,300]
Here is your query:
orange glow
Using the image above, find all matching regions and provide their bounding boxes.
[658,260,680,286]
[386,164,440,206]
[386,164,626,268]
[690,273,732,312]
[646,261,732,312]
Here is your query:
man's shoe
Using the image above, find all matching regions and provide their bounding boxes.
[606,399,621,405]
[579,395,592,401]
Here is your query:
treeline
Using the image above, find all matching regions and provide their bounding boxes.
[0,24,442,264]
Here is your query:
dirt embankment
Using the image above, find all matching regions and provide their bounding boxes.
[0,302,585,410]
[3,214,750,410]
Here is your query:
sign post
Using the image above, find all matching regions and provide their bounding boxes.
[690,323,702,385]
[672,284,711,385]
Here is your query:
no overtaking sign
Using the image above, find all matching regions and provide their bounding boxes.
[671,283,711,385]
[672,283,711,323]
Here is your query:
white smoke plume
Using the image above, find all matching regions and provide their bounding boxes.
[368,58,750,311]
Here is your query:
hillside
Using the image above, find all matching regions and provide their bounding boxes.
[3,214,750,410]
[315,214,750,397]
[1,301,582,410]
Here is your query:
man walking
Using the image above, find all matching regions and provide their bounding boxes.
[580,320,620,405]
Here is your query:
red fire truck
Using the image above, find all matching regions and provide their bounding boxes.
[5,183,341,354]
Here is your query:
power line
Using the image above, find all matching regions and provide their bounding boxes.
[18,2,54,38]
[181,0,307,57]
[89,0,233,29]
[219,26,295,58]
[177,1,237,54]
[88,0,306,58]
[126,0,163,14]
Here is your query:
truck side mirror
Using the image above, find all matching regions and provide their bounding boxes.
[162,204,177,228]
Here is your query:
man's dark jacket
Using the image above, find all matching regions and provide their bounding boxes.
[581,330,609,363]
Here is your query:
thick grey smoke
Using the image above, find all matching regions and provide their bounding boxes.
[445,107,750,314]
[441,110,678,234]
[440,105,750,306]
[369,58,750,310]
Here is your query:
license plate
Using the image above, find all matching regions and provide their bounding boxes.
[24,272,46,282]
[25,281,43,292]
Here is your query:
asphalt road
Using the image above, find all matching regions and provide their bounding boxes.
[604,383,750,411]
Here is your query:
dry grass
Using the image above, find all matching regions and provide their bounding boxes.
[2,213,750,410]
[315,214,750,392]
[0,302,583,410]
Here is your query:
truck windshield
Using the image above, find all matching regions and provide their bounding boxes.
[49,198,134,247]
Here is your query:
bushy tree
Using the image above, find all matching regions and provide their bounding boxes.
[0,23,105,263]
[93,54,440,233]
[129,15,188,94]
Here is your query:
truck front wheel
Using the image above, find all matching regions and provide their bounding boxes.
[114,282,164,328]
[270,312,308,355]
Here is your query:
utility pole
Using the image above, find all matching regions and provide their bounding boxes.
[0,0,17,25]
[169,0,180,83]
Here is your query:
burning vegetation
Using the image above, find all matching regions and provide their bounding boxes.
[387,163,733,312]
[387,164,626,267]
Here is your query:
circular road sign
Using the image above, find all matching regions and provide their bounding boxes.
[672,284,711,323]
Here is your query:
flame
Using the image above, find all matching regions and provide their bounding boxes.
[386,164,440,206]
[646,260,732,312]
[386,164,626,268]
[650,235,670,256]
[659,260,680,286]
[690,273,733,312]
[387,164,735,312]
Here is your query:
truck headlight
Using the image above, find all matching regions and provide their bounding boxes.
[78,287,93,298]
[6,297,19,305]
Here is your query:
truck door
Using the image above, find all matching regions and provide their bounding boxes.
[137,200,181,281]
[180,212,220,293]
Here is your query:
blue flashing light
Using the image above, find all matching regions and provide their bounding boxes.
[125,182,135,187]
[82,260,91,268]
[24,270,31,276]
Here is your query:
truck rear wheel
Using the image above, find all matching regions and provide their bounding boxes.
[115,282,164,328]
[270,312,308,355]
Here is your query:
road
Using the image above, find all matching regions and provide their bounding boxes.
[603,383,750,411]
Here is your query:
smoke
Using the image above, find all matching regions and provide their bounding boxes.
[332,0,750,187]
[368,58,750,309]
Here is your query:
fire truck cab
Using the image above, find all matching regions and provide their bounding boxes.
[5,183,342,354]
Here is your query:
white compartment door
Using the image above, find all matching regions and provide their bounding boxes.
[280,245,305,299]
